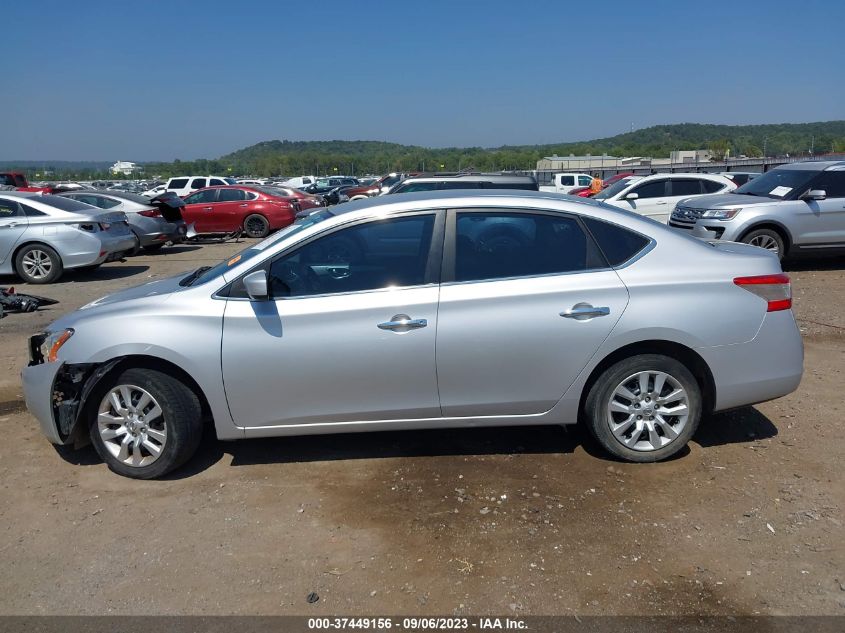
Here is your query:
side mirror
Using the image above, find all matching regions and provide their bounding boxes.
[243,270,269,301]
[803,189,826,201]
[624,192,639,201]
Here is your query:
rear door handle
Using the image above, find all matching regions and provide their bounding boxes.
[378,314,428,332]
[560,304,610,320]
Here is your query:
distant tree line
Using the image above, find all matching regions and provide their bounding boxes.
[6,121,845,180]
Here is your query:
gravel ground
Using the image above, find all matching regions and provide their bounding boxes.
[0,243,842,616]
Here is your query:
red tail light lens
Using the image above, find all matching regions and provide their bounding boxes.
[138,209,162,218]
[733,274,792,311]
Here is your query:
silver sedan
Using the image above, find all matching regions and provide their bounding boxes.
[21,190,803,478]
[0,191,138,284]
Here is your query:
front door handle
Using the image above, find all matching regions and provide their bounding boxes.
[655,201,668,205]
[560,303,610,320]
[0,222,19,228]
[378,314,428,332]
[202,206,213,211]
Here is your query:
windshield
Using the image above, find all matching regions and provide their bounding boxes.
[184,208,335,286]
[734,169,818,199]
[593,177,638,200]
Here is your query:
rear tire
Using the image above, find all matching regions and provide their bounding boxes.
[243,214,270,238]
[741,228,785,260]
[584,354,701,462]
[15,244,63,284]
[88,368,203,479]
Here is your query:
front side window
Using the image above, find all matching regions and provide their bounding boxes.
[394,182,438,193]
[440,181,483,189]
[268,215,435,297]
[190,178,207,189]
[218,188,247,202]
[578,175,593,186]
[812,171,845,198]
[669,179,703,197]
[454,211,603,283]
[631,180,666,199]
[184,189,217,204]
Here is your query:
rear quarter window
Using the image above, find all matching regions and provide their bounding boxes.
[583,217,650,266]
[168,178,189,189]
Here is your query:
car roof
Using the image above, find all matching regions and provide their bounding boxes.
[0,190,41,199]
[773,160,845,171]
[401,174,537,184]
[60,189,153,205]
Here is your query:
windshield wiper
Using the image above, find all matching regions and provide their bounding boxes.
[179,266,212,287]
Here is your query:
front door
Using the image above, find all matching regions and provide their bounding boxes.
[182,189,221,232]
[436,209,629,417]
[0,199,28,266]
[796,170,845,246]
[221,212,443,428]
[623,178,670,222]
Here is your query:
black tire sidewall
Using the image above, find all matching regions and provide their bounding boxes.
[15,244,63,284]
[87,368,203,479]
[585,354,701,463]
[244,214,270,238]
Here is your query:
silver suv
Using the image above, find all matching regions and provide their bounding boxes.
[669,160,845,259]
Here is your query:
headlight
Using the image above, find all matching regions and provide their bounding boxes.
[32,329,74,363]
[701,208,741,220]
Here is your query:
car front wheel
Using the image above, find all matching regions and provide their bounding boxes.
[741,228,785,260]
[15,244,64,284]
[88,368,203,479]
[584,354,701,462]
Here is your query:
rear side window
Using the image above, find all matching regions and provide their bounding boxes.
[440,181,483,189]
[670,179,703,196]
[702,179,726,193]
[583,217,650,266]
[394,182,439,193]
[210,179,226,186]
[560,176,575,186]
[0,200,21,217]
[454,211,604,283]
[190,178,207,189]
[218,188,247,202]
[168,178,189,189]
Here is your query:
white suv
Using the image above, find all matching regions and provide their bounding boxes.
[593,173,736,223]
[164,176,237,197]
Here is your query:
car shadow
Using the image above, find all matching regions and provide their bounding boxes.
[783,255,845,272]
[694,406,778,447]
[68,265,149,281]
[48,407,779,478]
[142,245,203,255]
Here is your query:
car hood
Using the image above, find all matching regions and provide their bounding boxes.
[677,193,774,209]
[78,271,188,311]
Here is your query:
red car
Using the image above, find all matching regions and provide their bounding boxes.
[181,185,323,238]
[567,172,636,198]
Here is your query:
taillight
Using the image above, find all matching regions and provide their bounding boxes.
[734,274,792,312]
[138,209,162,218]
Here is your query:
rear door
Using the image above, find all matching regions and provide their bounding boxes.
[663,178,706,223]
[436,209,629,417]
[181,189,220,232]
[214,188,251,231]
[0,199,28,266]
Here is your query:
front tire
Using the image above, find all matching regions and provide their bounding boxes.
[15,244,63,284]
[88,368,203,479]
[243,214,270,238]
[584,354,701,462]
[741,228,785,260]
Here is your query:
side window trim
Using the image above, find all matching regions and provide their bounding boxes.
[440,207,610,285]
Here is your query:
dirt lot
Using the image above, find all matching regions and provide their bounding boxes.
[0,243,843,616]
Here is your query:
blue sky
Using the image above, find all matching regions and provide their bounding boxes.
[4,0,844,160]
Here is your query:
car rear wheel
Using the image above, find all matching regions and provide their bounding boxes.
[88,368,203,479]
[741,228,785,260]
[15,244,63,284]
[584,354,701,462]
[243,214,270,238]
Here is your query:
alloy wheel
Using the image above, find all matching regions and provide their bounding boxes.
[606,370,690,452]
[747,234,780,253]
[21,250,53,280]
[97,385,167,467]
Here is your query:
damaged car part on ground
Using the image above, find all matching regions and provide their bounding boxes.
[21,191,803,479]
[0,286,58,318]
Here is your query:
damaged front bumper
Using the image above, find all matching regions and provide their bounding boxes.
[22,336,118,445]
